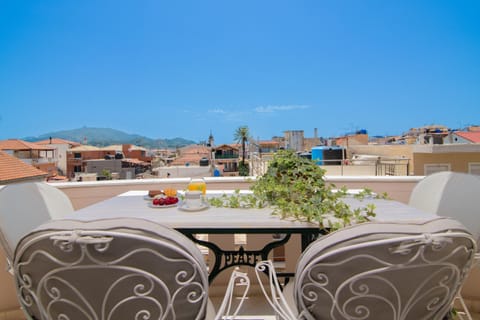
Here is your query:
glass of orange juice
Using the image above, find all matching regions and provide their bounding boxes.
[187,178,206,195]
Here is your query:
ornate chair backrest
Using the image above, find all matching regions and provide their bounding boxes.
[293,218,477,320]
[0,182,74,262]
[13,218,210,320]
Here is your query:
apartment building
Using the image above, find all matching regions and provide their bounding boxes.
[35,138,80,176]
[0,150,47,184]
[412,144,480,176]
[0,139,57,178]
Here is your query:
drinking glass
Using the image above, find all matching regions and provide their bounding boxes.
[187,178,207,195]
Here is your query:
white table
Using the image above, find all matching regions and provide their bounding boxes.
[71,190,436,227]
[68,190,437,282]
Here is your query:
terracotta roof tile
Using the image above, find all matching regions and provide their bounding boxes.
[35,138,81,147]
[170,154,209,166]
[179,145,211,154]
[47,174,69,182]
[214,144,239,151]
[0,139,55,151]
[68,145,102,151]
[103,144,147,151]
[0,151,47,184]
[122,158,149,165]
[258,140,279,146]
[455,131,480,143]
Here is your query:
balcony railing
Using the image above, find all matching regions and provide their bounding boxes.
[21,158,56,165]
[31,158,56,164]
[214,154,239,159]
[2,176,479,318]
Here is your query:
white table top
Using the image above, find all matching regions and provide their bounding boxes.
[67,190,438,231]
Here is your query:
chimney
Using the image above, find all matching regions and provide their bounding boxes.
[123,144,132,156]
[49,136,52,144]
[314,128,318,139]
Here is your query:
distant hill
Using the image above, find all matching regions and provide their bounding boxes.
[24,127,196,148]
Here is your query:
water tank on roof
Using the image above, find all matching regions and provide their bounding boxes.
[298,152,312,160]
[199,157,209,166]
[311,146,345,165]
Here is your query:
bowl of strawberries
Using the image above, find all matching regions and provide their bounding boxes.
[149,193,179,208]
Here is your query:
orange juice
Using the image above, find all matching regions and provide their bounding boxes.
[188,179,206,195]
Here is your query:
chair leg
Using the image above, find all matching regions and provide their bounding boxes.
[455,293,473,320]
[255,260,297,320]
[214,268,251,320]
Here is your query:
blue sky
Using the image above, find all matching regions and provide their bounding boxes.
[0,0,479,144]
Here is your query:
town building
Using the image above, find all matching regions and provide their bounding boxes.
[83,159,136,180]
[284,130,305,152]
[400,125,450,145]
[334,130,369,147]
[34,138,80,177]
[0,150,47,184]
[102,144,152,162]
[66,145,110,179]
[169,145,211,166]
[412,144,480,176]
[447,131,480,144]
[213,144,240,176]
[279,129,322,152]
[0,139,57,179]
[66,144,151,180]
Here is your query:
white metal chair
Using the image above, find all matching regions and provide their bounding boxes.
[409,172,480,243]
[0,182,74,268]
[409,171,480,320]
[13,218,249,320]
[255,218,477,320]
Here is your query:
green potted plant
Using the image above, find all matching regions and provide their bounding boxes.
[209,150,384,232]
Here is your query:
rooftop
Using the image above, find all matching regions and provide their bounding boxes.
[0,151,47,184]
[68,145,102,152]
[34,138,81,147]
[0,139,55,151]
[455,131,480,143]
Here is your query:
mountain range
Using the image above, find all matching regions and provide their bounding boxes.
[24,127,197,148]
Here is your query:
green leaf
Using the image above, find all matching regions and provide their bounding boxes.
[210,150,384,233]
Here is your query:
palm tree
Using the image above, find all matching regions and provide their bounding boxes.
[234,126,250,166]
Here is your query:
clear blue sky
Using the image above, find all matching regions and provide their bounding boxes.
[0,0,479,144]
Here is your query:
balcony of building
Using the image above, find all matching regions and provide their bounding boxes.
[1,176,480,319]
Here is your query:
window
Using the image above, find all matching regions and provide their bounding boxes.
[468,163,480,175]
[73,165,82,173]
[74,153,82,159]
[424,163,451,175]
